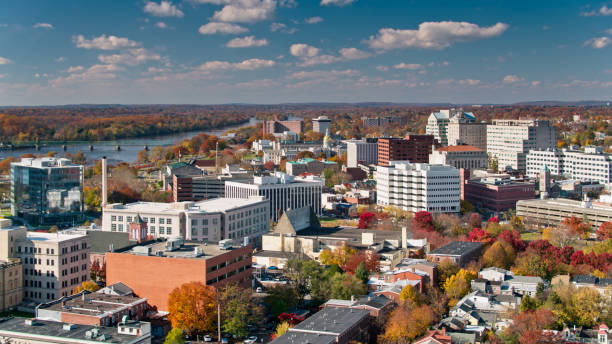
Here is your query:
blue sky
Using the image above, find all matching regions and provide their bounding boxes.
[0,0,610,105]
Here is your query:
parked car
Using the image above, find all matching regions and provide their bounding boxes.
[203,335,212,342]
[221,338,229,344]
[244,336,258,344]
[255,287,262,293]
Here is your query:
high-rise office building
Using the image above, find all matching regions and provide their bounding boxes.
[10,158,84,226]
[426,110,451,146]
[526,146,612,186]
[312,116,332,133]
[447,112,487,151]
[487,119,557,172]
[346,138,378,168]
[377,135,435,166]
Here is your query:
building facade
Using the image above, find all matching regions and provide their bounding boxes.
[172,173,251,202]
[346,139,378,168]
[312,116,332,133]
[264,119,303,135]
[225,173,323,222]
[463,177,535,213]
[429,145,489,170]
[376,162,460,213]
[377,135,435,166]
[447,112,487,150]
[10,157,84,226]
[526,146,612,186]
[0,258,22,312]
[106,241,252,311]
[487,119,557,172]
[102,197,269,244]
[517,198,612,231]
[426,110,451,146]
[286,158,336,176]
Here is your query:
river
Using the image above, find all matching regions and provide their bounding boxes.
[0,118,260,164]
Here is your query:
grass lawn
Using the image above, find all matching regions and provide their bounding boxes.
[520,232,542,241]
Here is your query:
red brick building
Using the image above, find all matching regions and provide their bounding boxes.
[377,135,435,166]
[264,120,304,135]
[106,241,252,311]
[463,177,535,212]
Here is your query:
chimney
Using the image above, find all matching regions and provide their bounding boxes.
[101,157,108,207]
[401,227,407,250]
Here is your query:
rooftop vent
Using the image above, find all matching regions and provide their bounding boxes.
[24,319,37,326]
[63,323,76,331]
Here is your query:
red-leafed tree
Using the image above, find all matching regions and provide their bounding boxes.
[488,216,499,223]
[263,161,275,170]
[503,309,560,344]
[561,216,591,237]
[413,211,434,232]
[498,229,527,251]
[468,213,482,229]
[358,212,376,229]
[597,221,612,240]
[277,313,304,325]
[342,251,381,274]
[468,228,495,245]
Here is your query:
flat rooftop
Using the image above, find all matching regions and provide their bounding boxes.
[25,230,86,243]
[39,292,145,317]
[105,197,267,215]
[104,202,185,215]
[123,240,246,260]
[428,241,482,256]
[518,198,612,211]
[289,307,370,335]
[188,197,267,213]
[0,317,141,343]
[271,226,402,244]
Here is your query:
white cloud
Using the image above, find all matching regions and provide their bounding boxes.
[197,58,275,71]
[366,21,509,50]
[394,63,423,70]
[297,54,340,67]
[199,22,248,34]
[458,79,480,86]
[51,64,123,87]
[226,36,269,47]
[606,29,612,35]
[33,23,54,29]
[74,34,139,50]
[287,69,359,79]
[290,43,320,57]
[440,60,450,66]
[581,5,612,16]
[67,66,84,73]
[191,0,232,4]
[0,57,12,65]
[376,65,389,72]
[531,80,541,86]
[212,0,276,23]
[339,47,370,59]
[34,73,50,78]
[97,48,161,66]
[270,22,295,33]
[503,74,523,84]
[0,74,5,78]
[156,22,168,29]
[321,0,355,6]
[584,36,611,49]
[55,57,65,63]
[143,1,184,17]
[305,16,323,24]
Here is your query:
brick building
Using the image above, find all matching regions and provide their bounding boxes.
[377,135,435,166]
[264,119,303,135]
[0,258,22,312]
[463,176,535,213]
[426,241,482,267]
[106,240,252,311]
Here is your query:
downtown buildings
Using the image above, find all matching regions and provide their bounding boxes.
[225,172,324,222]
[10,157,84,226]
[377,135,436,166]
[429,145,489,170]
[487,119,557,172]
[526,146,612,186]
[346,138,378,168]
[312,115,332,133]
[376,161,460,213]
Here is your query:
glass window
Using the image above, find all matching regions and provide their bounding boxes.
[203,219,209,225]
[159,218,164,224]
[167,228,172,235]
[127,216,132,222]
[166,218,172,224]
[213,218,218,225]
[118,216,123,221]
[149,218,155,224]
[149,226,155,234]
[111,215,116,221]
[191,219,198,226]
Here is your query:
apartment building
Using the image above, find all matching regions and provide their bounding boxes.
[376,161,460,213]
[429,145,488,170]
[102,196,269,244]
[172,173,252,202]
[312,116,332,133]
[0,221,89,303]
[486,119,557,172]
[225,172,323,222]
[447,112,487,150]
[10,157,84,226]
[346,138,378,168]
[377,135,435,166]
[0,258,22,312]
[361,116,402,127]
[526,146,612,186]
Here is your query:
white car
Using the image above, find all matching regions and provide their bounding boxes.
[244,336,258,344]
[203,335,212,342]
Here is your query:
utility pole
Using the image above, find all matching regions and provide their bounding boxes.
[215,141,219,174]
[217,299,221,343]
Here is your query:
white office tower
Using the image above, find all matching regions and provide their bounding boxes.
[487,119,557,172]
[225,172,324,222]
[346,139,378,167]
[447,112,487,151]
[426,110,451,146]
[526,146,612,186]
[376,161,460,213]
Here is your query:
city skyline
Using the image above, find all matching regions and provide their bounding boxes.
[0,0,611,105]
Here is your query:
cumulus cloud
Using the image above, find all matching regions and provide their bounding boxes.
[584,36,611,49]
[290,43,320,57]
[199,22,248,34]
[67,66,84,73]
[376,65,389,72]
[366,21,509,50]
[33,23,54,29]
[97,48,161,66]
[51,64,123,86]
[74,34,139,50]
[339,47,370,59]
[393,63,423,70]
[321,0,356,6]
[197,58,275,71]
[458,79,480,85]
[305,16,323,24]
[212,0,276,23]
[144,1,184,17]
[0,57,12,65]
[270,22,295,33]
[156,22,168,29]
[531,80,541,86]
[226,36,269,47]
[581,5,612,16]
[55,57,65,63]
[503,74,523,84]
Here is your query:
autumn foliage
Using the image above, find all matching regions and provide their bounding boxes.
[412,211,434,232]
[168,282,217,336]
[358,212,376,229]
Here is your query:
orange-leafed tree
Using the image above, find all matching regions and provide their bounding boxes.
[502,309,560,344]
[379,304,434,343]
[597,221,612,240]
[73,280,101,294]
[168,282,217,336]
[561,216,591,238]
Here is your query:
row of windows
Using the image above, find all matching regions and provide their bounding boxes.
[111,215,172,224]
[18,247,55,255]
[206,265,249,284]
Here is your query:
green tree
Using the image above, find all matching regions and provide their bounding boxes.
[264,285,299,317]
[354,262,369,285]
[437,260,460,289]
[219,284,264,339]
[329,273,366,300]
[520,295,538,312]
[164,328,185,344]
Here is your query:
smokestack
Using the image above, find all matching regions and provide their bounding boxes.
[401,226,407,250]
[101,156,108,207]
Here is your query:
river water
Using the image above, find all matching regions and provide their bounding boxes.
[0,118,259,164]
